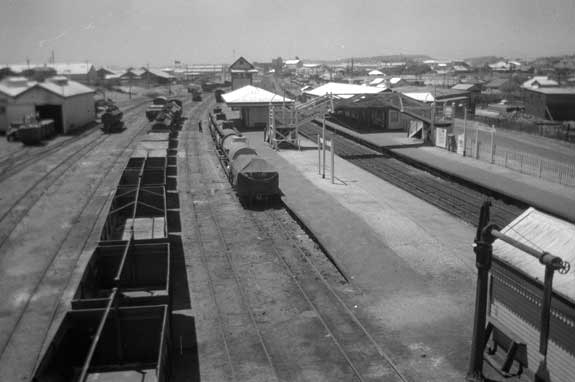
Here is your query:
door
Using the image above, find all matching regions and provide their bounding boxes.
[36,104,63,134]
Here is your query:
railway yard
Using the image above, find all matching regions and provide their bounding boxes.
[0,87,572,382]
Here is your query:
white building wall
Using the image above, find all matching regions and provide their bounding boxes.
[61,94,95,132]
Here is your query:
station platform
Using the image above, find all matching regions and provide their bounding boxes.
[316,119,575,223]
[239,129,525,381]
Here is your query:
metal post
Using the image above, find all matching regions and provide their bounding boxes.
[463,107,467,156]
[539,159,543,178]
[331,135,335,184]
[467,202,495,382]
[317,134,321,175]
[490,125,495,164]
[475,126,480,159]
[322,115,326,179]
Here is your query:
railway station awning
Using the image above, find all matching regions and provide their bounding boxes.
[493,207,575,302]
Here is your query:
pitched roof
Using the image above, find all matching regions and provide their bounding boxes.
[394,86,469,102]
[368,69,384,76]
[0,76,94,98]
[0,77,36,97]
[493,207,575,302]
[369,77,385,85]
[335,92,431,123]
[522,76,558,89]
[305,82,385,99]
[222,85,294,105]
[229,56,255,72]
[284,59,301,65]
[145,68,174,79]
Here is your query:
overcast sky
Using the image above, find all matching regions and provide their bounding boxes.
[1,0,574,67]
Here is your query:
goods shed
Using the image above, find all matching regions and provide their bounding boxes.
[0,76,95,134]
[222,85,294,129]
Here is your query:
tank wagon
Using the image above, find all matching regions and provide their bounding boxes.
[209,113,280,204]
[34,126,181,381]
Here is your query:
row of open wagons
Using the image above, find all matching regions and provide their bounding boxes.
[208,110,280,205]
[33,107,182,381]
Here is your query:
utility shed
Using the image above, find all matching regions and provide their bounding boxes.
[522,87,575,121]
[0,76,95,134]
[222,85,294,129]
[488,208,575,382]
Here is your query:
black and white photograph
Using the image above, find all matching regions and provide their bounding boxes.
[0,0,574,381]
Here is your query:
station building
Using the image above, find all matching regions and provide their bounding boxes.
[0,76,95,134]
[222,85,293,129]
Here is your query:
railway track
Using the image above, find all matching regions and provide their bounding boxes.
[0,98,184,379]
[184,105,409,381]
[0,100,149,183]
[0,103,148,250]
[299,122,525,228]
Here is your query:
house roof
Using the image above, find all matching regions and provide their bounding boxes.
[493,207,575,302]
[522,76,558,89]
[222,85,294,105]
[389,77,404,85]
[368,70,384,76]
[305,82,385,99]
[284,59,301,65]
[369,77,385,85]
[0,76,94,98]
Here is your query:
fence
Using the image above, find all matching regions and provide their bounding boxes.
[472,114,575,143]
[461,134,575,187]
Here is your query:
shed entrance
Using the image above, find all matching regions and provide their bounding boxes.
[36,104,63,134]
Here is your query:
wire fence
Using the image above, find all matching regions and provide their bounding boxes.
[461,135,575,187]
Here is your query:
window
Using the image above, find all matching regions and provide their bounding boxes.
[390,110,399,122]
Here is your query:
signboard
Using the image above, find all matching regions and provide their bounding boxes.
[456,134,465,155]
[435,128,447,148]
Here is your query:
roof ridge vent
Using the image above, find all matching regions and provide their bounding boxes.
[5,77,28,87]
[49,76,69,86]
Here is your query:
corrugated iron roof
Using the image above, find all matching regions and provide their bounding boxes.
[0,77,36,97]
[522,76,558,88]
[368,70,384,76]
[369,78,385,85]
[305,82,385,99]
[493,207,575,302]
[222,85,294,104]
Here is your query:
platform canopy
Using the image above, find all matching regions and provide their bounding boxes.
[304,82,386,99]
[222,85,293,107]
[493,207,575,302]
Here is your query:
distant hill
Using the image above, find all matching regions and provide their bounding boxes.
[464,56,505,67]
[312,54,433,65]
